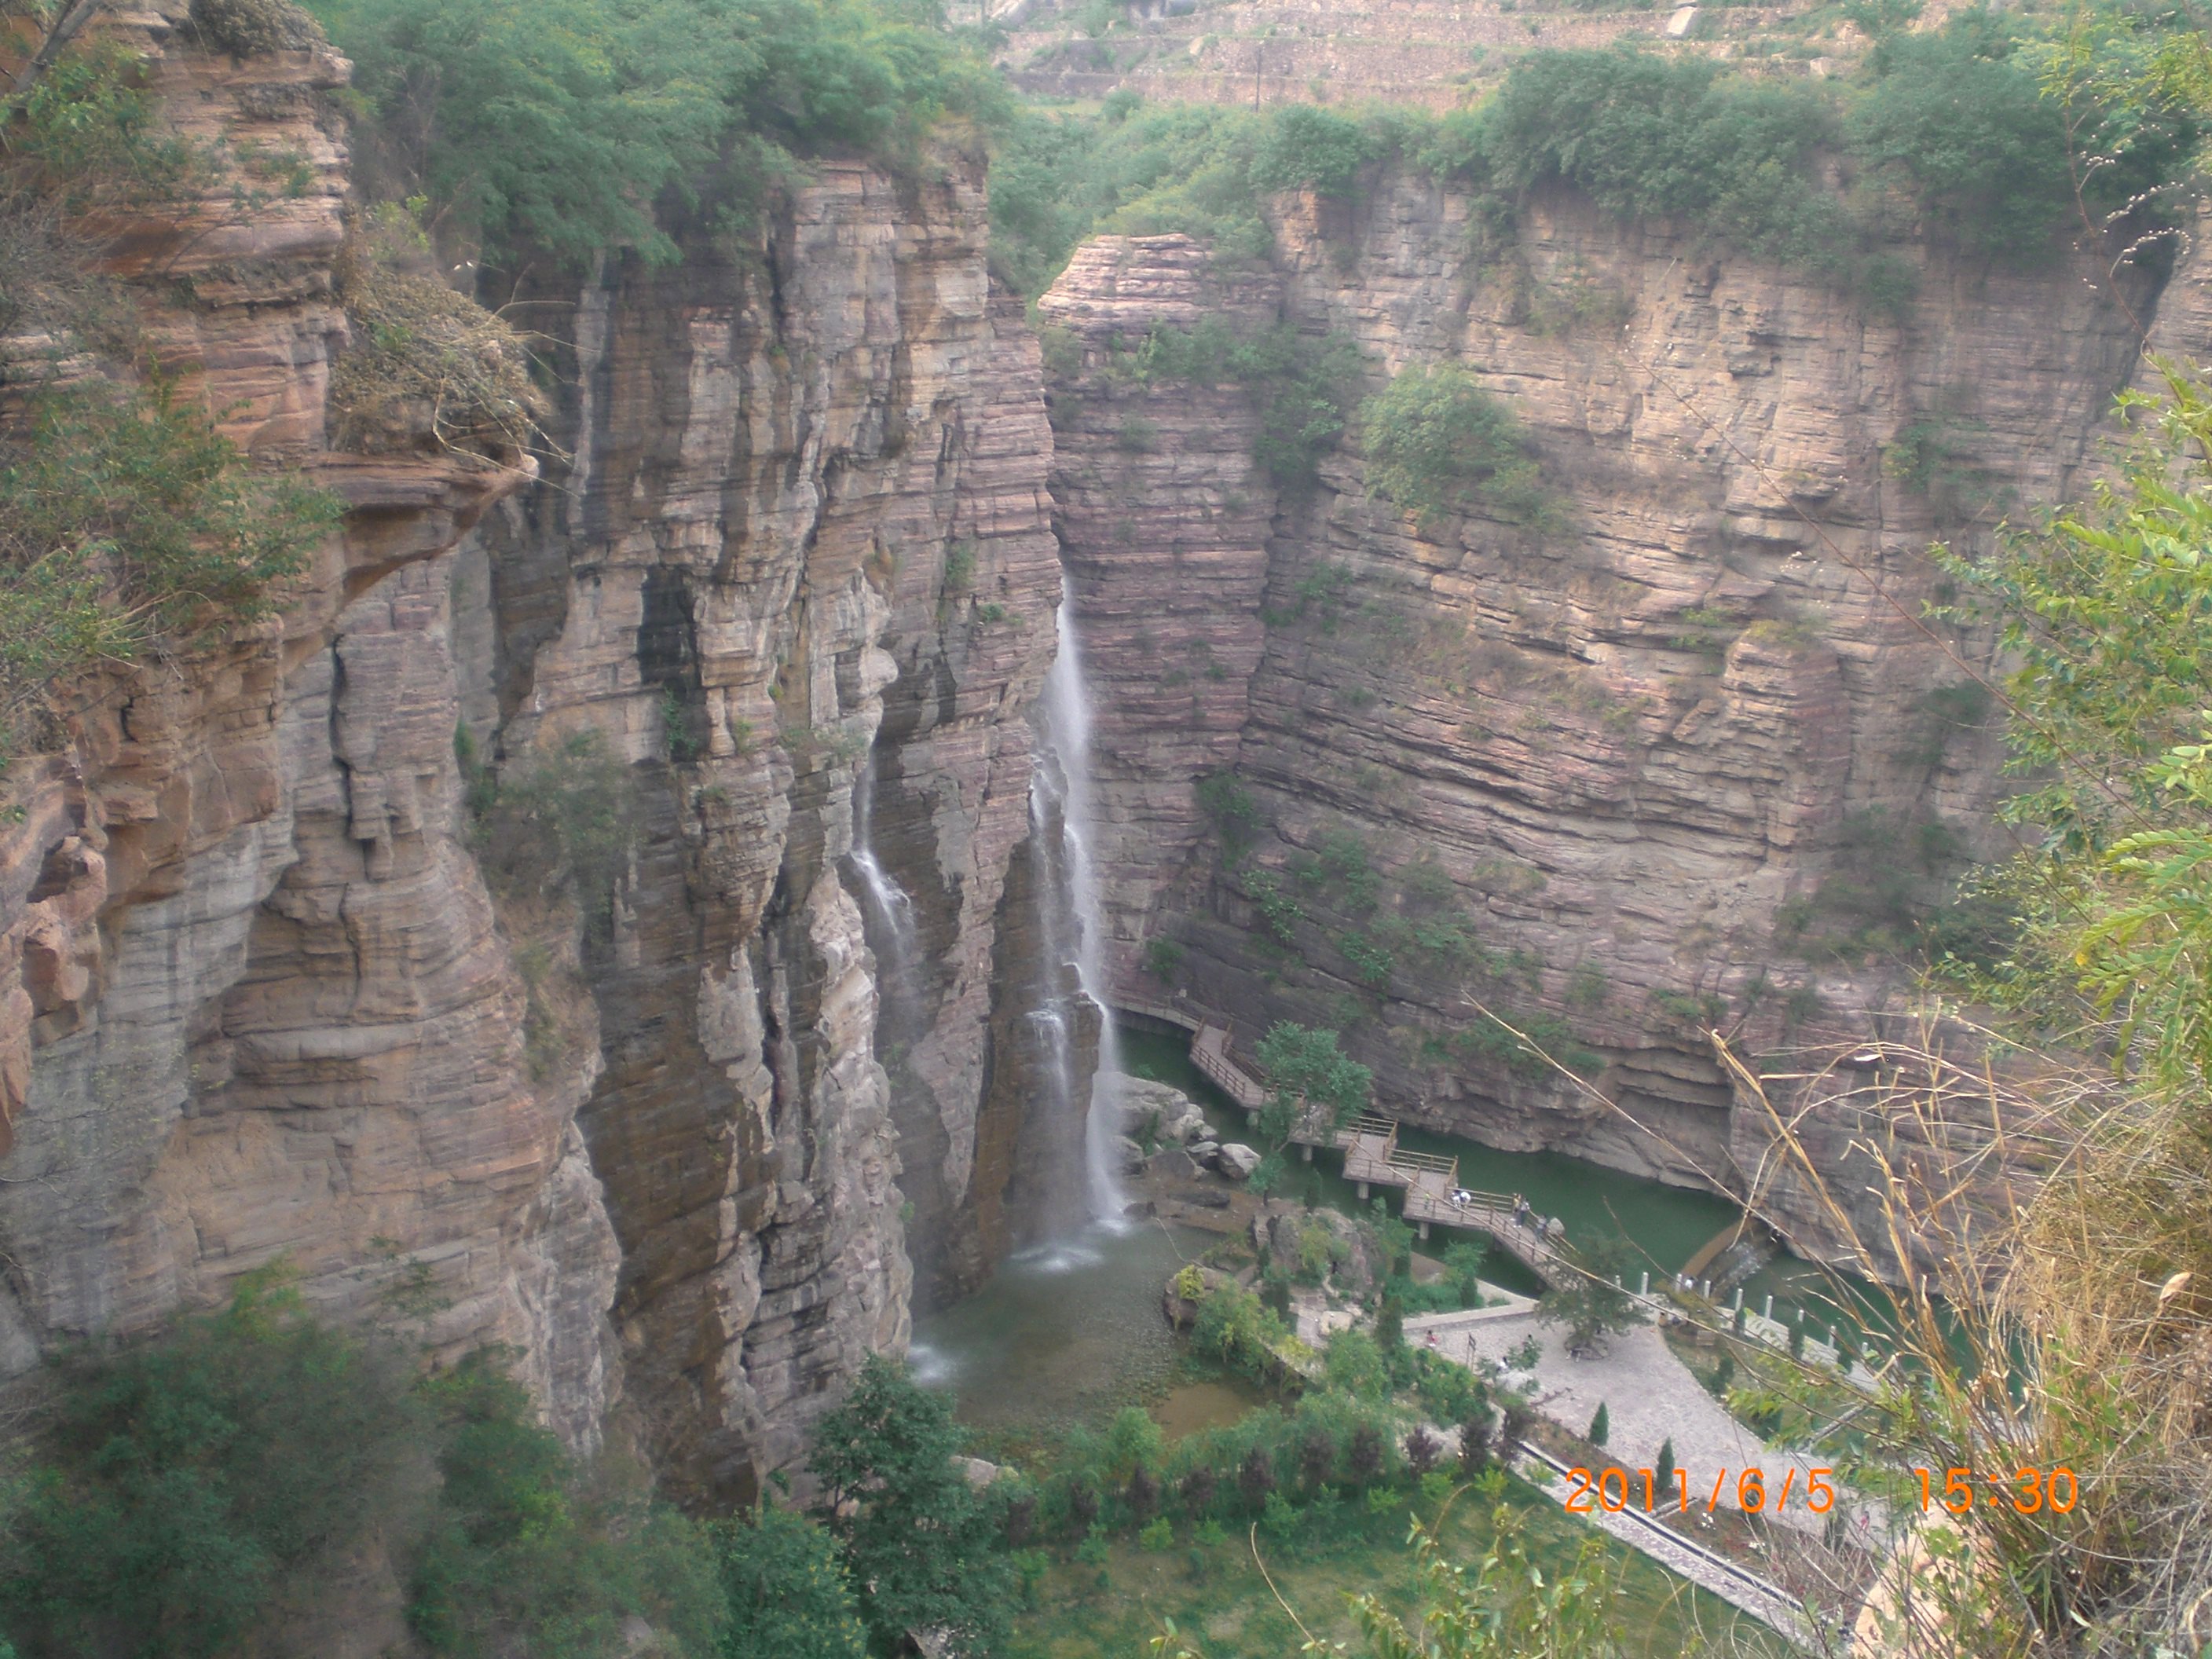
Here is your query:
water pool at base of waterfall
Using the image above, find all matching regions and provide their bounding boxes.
[910,1219,1251,1437]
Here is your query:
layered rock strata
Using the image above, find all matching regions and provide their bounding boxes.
[0,9,615,1432]
[0,9,1065,1509]
[1041,182,2177,1263]
[463,163,1059,1500]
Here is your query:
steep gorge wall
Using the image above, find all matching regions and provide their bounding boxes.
[460,160,1060,1500]
[1042,173,2188,1258]
[0,11,1066,1511]
[0,9,620,1449]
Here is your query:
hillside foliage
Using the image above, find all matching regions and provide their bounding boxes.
[302,0,1009,266]
[991,11,2204,301]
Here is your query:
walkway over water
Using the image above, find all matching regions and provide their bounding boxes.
[1115,993,1566,1282]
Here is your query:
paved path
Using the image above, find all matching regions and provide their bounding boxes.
[1510,1443,1823,1649]
[1408,1308,1837,1540]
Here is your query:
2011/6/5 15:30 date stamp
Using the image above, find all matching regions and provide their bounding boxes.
[1561,1466,2083,1515]
[1563,1467,1840,1514]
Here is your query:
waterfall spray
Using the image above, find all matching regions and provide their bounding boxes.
[1033,577,1126,1223]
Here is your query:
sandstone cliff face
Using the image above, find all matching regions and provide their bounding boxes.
[1040,177,2171,1257]
[463,160,1059,1500]
[0,9,617,1437]
[0,11,1064,1508]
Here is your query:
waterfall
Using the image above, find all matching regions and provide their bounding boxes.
[850,754,919,1036]
[1032,576,1126,1223]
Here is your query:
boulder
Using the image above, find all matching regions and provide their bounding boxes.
[1252,1200,1379,1296]
[1114,1134,1146,1174]
[1094,1071,1200,1141]
[1188,1139,1220,1164]
[1215,1143,1262,1180]
[1167,1108,1211,1145]
[1144,1146,1202,1182]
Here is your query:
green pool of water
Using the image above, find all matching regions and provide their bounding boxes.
[910,1221,1206,1434]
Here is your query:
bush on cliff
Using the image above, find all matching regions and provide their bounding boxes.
[0,1269,940,1658]
[1357,364,1555,532]
[0,379,341,766]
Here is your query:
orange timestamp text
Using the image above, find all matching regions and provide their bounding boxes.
[1913,1467,2080,1514]
[1562,1466,1839,1515]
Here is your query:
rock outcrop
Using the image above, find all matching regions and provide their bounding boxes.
[0,7,1064,1507]
[460,162,1060,1499]
[1040,175,2179,1252]
[0,8,615,1430]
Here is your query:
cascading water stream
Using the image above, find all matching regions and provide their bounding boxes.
[1032,576,1127,1224]
[849,754,920,1032]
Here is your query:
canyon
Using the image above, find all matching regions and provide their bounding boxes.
[0,1,2197,1507]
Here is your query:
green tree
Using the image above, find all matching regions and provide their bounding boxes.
[809,1353,1016,1657]
[0,1267,425,1658]
[1536,1232,1650,1357]
[1848,29,2071,259]
[1442,1240,1489,1307]
[410,1351,726,1657]
[1587,1402,1609,1448]
[1248,104,1375,196]
[712,1501,868,1659]
[1252,1021,1372,1152]
[1348,1507,1623,1659]
[1654,1437,1675,1496]
[1939,368,2212,1082]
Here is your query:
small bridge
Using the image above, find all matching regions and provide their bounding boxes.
[1112,991,1564,1282]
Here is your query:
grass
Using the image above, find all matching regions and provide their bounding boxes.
[1008,1475,1784,1658]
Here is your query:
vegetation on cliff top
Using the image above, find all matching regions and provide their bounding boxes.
[303,0,1009,267]
[990,9,2205,302]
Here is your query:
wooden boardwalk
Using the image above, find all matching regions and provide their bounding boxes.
[1113,990,1566,1283]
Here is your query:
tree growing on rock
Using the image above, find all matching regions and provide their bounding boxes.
[1536,1230,1650,1358]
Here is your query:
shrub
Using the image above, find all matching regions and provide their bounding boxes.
[189,0,326,56]
[1404,1425,1441,1476]
[1249,104,1376,197]
[329,224,544,459]
[1458,1409,1495,1477]
[1236,1445,1276,1511]
[314,0,1008,268]
[1360,365,1553,530]
[1588,1401,1610,1446]
[1848,31,2071,258]
[1196,767,1262,856]
[0,1272,722,1659]
[1654,1437,1676,1496]
[467,728,637,931]
[1479,49,1844,266]
[6,42,210,214]
[0,379,339,764]
[1137,1516,1174,1551]
[0,1269,427,1657]
[1192,1284,1296,1381]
